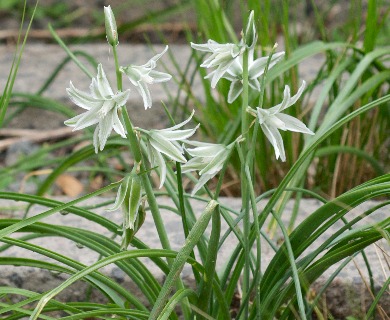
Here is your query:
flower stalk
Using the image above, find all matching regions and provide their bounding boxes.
[110,38,173,260]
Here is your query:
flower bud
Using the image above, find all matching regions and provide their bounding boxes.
[244,10,257,49]
[104,5,118,46]
[107,171,143,231]
[121,198,146,250]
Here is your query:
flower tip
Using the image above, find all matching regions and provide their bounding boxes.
[104,5,118,46]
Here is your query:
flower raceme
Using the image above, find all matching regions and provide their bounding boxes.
[64,64,130,153]
[138,111,199,188]
[120,46,171,109]
[247,81,314,162]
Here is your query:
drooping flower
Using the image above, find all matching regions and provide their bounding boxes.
[247,81,314,161]
[190,40,245,88]
[191,10,284,98]
[65,63,130,153]
[222,49,285,103]
[139,111,199,188]
[120,46,171,109]
[181,141,233,195]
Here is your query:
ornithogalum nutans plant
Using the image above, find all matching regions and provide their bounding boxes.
[9,4,388,320]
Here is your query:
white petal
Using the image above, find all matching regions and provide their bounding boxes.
[72,108,100,130]
[190,42,212,52]
[150,135,186,163]
[185,143,225,157]
[148,70,172,83]
[249,52,285,79]
[191,172,217,196]
[120,66,142,84]
[64,114,83,127]
[67,82,101,110]
[227,80,243,103]
[137,81,152,109]
[199,149,228,176]
[162,110,195,131]
[275,113,314,135]
[270,85,291,113]
[181,157,207,173]
[285,80,306,109]
[93,126,99,153]
[112,89,131,108]
[261,122,286,161]
[249,78,261,91]
[150,45,169,64]
[112,111,127,137]
[210,63,230,88]
[159,125,199,141]
[248,56,268,78]
[96,64,114,97]
[152,147,167,189]
[97,111,114,151]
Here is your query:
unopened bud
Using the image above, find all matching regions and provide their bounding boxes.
[104,6,118,46]
[244,10,257,48]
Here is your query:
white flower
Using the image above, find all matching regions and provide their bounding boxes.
[120,46,171,109]
[223,50,285,103]
[181,141,233,195]
[65,64,130,153]
[191,40,245,88]
[248,81,314,162]
[140,111,199,188]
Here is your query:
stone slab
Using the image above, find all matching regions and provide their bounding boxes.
[0,196,388,318]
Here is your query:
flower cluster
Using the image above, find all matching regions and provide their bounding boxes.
[65,10,171,152]
[64,7,314,200]
[191,11,285,103]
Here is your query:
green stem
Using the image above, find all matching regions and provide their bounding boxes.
[111,45,172,257]
[111,43,193,319]
[240,47,251,320]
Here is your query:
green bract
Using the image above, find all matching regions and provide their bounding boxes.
[107,171,143,230]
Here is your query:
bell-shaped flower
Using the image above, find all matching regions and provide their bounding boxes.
[181,141,233,195]
[139,111,199,188]
[248,81,314,162]
[65,64,130,153]
[191,40,245,88]
[223,49,285,103]
[120,46,171,109]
